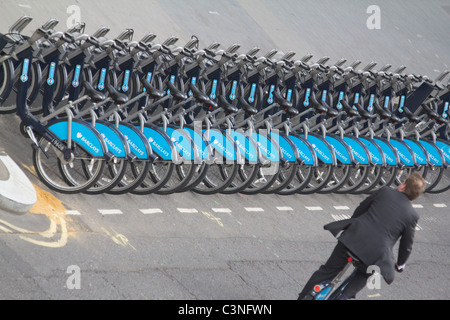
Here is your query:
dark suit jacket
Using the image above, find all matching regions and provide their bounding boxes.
[324,186,419,284]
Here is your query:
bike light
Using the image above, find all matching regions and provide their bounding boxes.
[348,257,353,262]
[314,285,322,292]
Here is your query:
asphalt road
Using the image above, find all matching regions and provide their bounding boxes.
[0,0,449,302]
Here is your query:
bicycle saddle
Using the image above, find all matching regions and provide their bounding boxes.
[83,81,106,103]
[353,101,376,120]
[141,78,164,99]
[402,106,421,123]
[106,84,129,105]
[166,80,188,101]
[218,95,238,114]
[188,83,217,109]
[273,89,299,116]
[340,99,360,117]
[310,93,339,116]
[309,92,329,114]
[237,84,258,116]
[422,103,448,124]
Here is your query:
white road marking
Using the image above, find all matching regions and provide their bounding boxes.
[177,208,198,213]
[433,203,447,208]
[244,207,264,212]
[99,209,123,215]
[412,204,423,208]
[212,208,232,213]
[331,214,351,221]
[140,208,163,214]
[276,206,293,211]
[306,206,323,211]
[334,205,350,210]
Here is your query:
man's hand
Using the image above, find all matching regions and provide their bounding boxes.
[395,263,405,273]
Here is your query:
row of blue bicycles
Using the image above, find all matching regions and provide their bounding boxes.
[1,16,450,195]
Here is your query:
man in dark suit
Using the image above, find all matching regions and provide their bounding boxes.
[297,172,425,300]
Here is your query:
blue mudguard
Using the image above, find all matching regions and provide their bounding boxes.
[417,139,444,167]
[228,129,259,164]
[301,133,336,165]
[164,125,199,162]
[47,119,107,157]
[357,136,386,166]
[118,122,152,160]
[402,138,429,165]
[388,138,415,167]
[324,135,353,165]
[435,139,450,166]
[252,132,280,162]
[372,137,398,166]
[343,135,370,165]
[270,132,298,163]
[288,134,317,166]
[94,121,129,158]
[138,124,175,161]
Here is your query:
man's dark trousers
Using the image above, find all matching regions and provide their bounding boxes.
[297,241,372,299]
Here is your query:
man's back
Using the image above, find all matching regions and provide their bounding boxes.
[325,186,419,283]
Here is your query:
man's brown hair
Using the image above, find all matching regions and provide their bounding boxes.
[403,172,426,201]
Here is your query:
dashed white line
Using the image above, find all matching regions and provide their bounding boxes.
[98,209,123,215]
[332,214,351,221]
[333,205,350,210]
[412,204,424,208]
[244,207,264,212]
[177,208,198,213]
[140,208,163,214]
[276,206,293,211]
[306,206,323,211]
[212,208,232,213]
[433,203,447,208]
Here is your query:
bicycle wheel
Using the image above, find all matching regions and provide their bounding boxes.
[222,163,260,194]
[240,161,281,194]
[424,165,445,192]
[427,167,450,193]
[108,159,151,194]
[0,59,15,113]
[192,162,238,195]
[156,162,198,194]
[84,157,127,194]
[319,164,352,193]
[263,160,298,194]
[351,165,384,194]
[33,136,105,193]
[299,163,334,194]
[131,159,175,194]
[335,165,371,194]
[277,165,314,195]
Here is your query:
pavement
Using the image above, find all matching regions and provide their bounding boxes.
[0,147,36,214]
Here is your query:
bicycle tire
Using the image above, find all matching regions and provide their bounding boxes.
[84,157,128,194]
[335,165,371,194]
[108,159,151,194]
[319,164,352,193]
[33,136,105,194]
[222,163,260,194]
[240,161,281,194]
[0,59,15,113]
[192,162,238,195]
[131,159,175,194]
[277,165,314,195]
[299,163,335,194]
[262,160,298,194]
